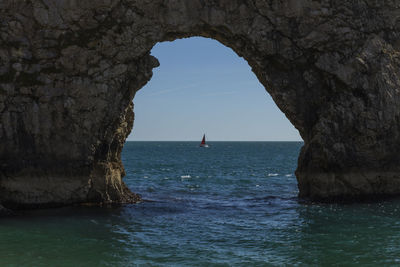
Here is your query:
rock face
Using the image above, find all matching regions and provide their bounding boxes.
[1,0,400,207]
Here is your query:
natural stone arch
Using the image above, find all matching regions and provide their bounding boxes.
[1,0,400,208]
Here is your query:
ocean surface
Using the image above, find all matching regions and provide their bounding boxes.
[2,141,400,266]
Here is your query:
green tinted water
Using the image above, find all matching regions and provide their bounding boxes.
[1,142,400,266]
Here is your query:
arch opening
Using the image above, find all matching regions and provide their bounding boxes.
[129,36,302,142]
[121,36,303,201]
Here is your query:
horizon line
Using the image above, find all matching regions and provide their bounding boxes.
[126,140,304,142]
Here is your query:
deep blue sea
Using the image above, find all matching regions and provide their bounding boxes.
[2,142,400,266]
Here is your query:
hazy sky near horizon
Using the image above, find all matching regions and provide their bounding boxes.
[127,37,302,141]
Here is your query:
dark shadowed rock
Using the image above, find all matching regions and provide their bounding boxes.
[0,203,13,216]
[1,0,400,207]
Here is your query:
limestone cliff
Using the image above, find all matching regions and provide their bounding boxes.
[1,0,400,207]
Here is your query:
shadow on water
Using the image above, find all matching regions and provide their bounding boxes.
[3,196,400,265]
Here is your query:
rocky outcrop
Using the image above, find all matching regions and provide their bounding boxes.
[1,0,400,207]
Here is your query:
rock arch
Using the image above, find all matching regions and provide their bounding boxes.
[1,0,400,207]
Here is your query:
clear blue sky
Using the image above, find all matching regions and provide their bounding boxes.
[127,37,302,141]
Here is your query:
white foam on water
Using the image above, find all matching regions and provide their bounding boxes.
[181,175,191,179]
[268,173,279,177]
[285,174,293,177]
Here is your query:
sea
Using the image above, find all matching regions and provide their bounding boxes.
[1,141,400,266]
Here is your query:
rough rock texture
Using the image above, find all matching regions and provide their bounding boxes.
[1,0,400,207]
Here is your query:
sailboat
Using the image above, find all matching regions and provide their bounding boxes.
[199,134,209,148]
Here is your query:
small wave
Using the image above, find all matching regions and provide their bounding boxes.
[140,198,157,202]
[268,173,279,177]
[248,195,298,202]
[285,174,293,177]
[181,175,191,179]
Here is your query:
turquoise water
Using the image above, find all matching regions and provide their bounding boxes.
[1,142,400,266]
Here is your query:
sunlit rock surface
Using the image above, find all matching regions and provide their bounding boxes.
[1,0,400,207]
